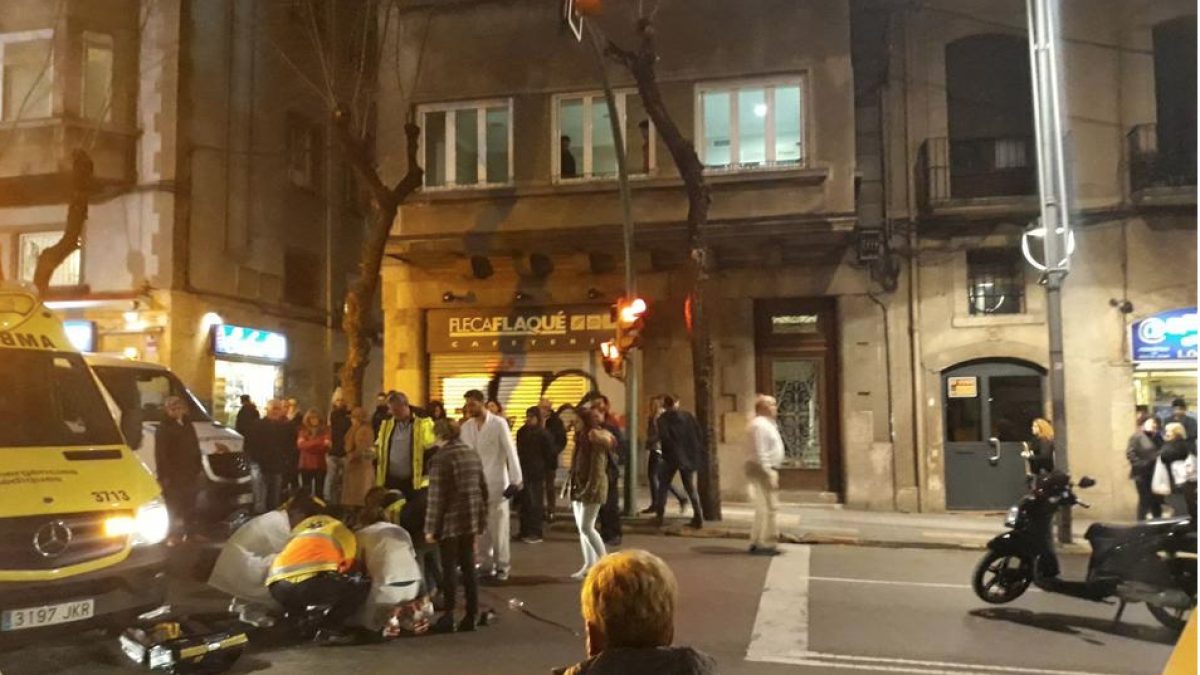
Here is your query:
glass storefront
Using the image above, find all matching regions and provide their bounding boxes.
[213,360,282,427]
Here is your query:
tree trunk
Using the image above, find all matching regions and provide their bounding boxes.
[608,19,721,519]
[34,150,93,294]
[333,115,422,407]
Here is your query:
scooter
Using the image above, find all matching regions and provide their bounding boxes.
[972,470,1196,632]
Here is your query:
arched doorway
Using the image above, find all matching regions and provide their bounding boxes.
[944,34,1035,199]
[943,359,1045,510]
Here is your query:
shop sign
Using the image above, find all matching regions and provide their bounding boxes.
[947,376,978,398]
[63,320,95,352]
[1131,308,1197,362]
[212,324,288,361]
[427,305,616,353]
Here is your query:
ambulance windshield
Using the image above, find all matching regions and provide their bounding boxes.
[0,351,123,448]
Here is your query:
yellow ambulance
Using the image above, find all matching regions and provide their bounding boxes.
[0,284,169,643]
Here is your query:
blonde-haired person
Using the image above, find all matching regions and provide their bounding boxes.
[1027,418,1056,476]
[569,403,612,580]
[1160,421,1197,518]
[556,550,717,675]
[341,407,377,510]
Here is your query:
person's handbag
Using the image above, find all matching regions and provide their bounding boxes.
[1170,454,1197,486]
[1152,457,1173,496]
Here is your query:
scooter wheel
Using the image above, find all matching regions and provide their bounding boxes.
[972,551,1032,604]
[1147,602,1192,633]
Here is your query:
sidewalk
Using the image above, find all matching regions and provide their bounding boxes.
[558,501,1097,552]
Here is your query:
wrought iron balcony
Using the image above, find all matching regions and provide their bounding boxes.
[1128,123,1197,195]
[919,136,1037,211]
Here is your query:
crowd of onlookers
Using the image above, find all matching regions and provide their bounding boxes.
[1126,397,1198,521]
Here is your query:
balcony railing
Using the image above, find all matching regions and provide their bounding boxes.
[1128,123,1197,194]
[920,136,1037,209]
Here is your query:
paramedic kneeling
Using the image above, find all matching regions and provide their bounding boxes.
[267,513,369,645]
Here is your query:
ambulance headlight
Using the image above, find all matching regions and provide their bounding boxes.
[107,498,170,546]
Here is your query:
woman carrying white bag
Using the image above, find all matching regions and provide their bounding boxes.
[1152,422,1197,519]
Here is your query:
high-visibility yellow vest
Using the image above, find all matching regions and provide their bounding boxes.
[266,515,357,586]
[374,416,435,491]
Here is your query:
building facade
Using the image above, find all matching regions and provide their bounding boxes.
[0,0,377,421]
[374,0,1196,520]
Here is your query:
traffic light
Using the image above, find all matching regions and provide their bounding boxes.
[615,297,647,352]
[599,339,625,380]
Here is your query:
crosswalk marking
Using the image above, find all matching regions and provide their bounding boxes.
[746,543,811,660]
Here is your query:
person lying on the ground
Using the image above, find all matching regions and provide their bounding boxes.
[208,492,323,627]
[266,503,369,646]
[352,491,428,634]
[555,550,718,675]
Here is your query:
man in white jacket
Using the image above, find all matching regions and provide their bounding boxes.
[745,394,785,555]
[461,389,522,581]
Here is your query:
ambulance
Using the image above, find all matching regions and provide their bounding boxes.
[0,284,169,643]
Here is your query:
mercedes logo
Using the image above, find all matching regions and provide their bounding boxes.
[33,521,72,558]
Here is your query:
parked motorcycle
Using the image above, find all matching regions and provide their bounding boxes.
[972,471,1196,631]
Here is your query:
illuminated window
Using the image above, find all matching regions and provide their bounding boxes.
[697,78,804,171]
[554,91,655,180]
[81,34,113,122]
[19,232,80,287]
[1,31,53,122]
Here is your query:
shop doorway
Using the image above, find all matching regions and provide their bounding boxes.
[943,359,1045,510]
[214,360,282,427]
[755,299,841,493]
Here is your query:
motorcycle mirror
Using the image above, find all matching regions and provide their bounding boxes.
[1078,476,1096,489]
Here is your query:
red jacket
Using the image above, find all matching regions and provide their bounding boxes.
[297,429,332,471]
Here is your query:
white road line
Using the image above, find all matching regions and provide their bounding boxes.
[808,575,970,590]
[746,543,811,660]
[767,652,1118,675]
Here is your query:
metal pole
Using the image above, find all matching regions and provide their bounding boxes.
[585,23,639,515]
[1027,0,1072,543]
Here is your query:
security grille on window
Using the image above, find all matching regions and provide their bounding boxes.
[554,91,655,180]
[967,248,1024,315]
[697,78,804,170]
[420,100,512,188]
[1,31,54,122]
[19,232,81,287]
[81,34,113,122]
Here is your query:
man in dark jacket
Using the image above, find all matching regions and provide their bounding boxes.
[235,395,259,437]
[653,395,704,529]
[1166,398,1197,455]
[249,399,298,510]
[1127,415,1164,520]
[540,398,568,522]
[156,396,204,543]
[517,406,553,542]
[372,392,390,438]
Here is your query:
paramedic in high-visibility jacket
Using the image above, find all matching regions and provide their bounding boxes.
[267,511,369,645]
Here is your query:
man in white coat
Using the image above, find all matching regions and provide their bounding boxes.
[461,389,522,581]
[745,394,785,555]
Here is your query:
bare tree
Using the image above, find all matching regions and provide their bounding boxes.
[273,0,426,407]
[603,12,721,519]
[33,150,93,293]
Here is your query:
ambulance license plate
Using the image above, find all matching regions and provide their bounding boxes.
[2,599,94,631]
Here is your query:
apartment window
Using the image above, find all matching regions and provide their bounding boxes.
[19,232,81,287]
[284,248,320,307]
[0,31,54,122]
[554,91,655,180]
[287,113,320,189]
[697,78,804,171]
[420,100,512,188]
[81,34,113,122]
[967,248,1024,316]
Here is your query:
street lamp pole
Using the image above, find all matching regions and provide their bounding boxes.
[585,22,640,516]
[1027,0,1073,544]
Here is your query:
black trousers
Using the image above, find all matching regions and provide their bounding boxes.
[300,469,326,501]
[599,463,622,541]
[1185,482,1198,520]
[654,459,703,523]
[648,452,686,510]
[544,454,560,520]
[519,474,545,538]
[438,535,478,620]
[1134,474,1164,520]
[269,573,370,626]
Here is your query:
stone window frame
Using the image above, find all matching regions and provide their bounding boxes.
[80,32,114,124]
[951,244,1044,328]
[550,88,657,183]
[18,230,82,288]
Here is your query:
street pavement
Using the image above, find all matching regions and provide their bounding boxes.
[0,527,1179,675]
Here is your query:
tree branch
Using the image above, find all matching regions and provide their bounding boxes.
[390,122,424,201]
[332,107,392,211]
[34,151,93,293]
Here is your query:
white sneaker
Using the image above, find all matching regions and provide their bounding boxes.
[570,568,589,580]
